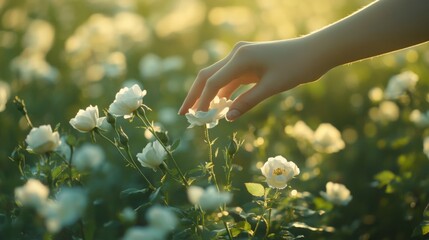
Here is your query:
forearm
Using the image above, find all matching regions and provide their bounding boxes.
[307,0,429,69]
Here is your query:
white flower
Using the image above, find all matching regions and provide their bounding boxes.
[22,19,55,54]
[123,227,165,240]
[69,105,103,132]
[312,123,345,154]
[384,71,419,99]
[0,80,10,112]
[423,136,429,160]
[25,125,61,154]
[410,110,429,128]
[187,185,232,211]
[108,84,147,119]
[320,182,352,206]
[286,120,314,142]
[73,144,105,171]
[136,141,167,171]
[185,96,232,128]
[119,207,137,223]
[146,206,178,232]
[260,155,300,189]
[41,188,87,233]
[15,179,49,208]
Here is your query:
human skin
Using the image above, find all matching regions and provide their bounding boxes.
[178,0,429,121]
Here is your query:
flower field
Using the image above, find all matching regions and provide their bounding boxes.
[1,0,429,239]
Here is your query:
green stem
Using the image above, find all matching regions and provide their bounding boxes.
[95,130,155,190]
[137,109,189,187]
[68,146,74,187]
[124,145,156,190]
[204,126,219,192]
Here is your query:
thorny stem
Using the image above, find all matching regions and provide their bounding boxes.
[204,126,220,192]
[137,108,189,187]
[95,129,155,190]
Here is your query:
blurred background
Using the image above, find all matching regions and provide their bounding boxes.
[1,0,429,239]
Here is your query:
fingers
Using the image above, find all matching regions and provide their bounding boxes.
[179,42,252,114]
[226,74,276,121]
[197,52,252,111]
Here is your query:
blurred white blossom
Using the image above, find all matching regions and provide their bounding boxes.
[25,125,61,154]
[139,54,184,79]
[109,84,147,119]
[10,51,58,83]
[369,101,400,122]
[103,51,127,78]
[15,179,49,208]
[286,120,314,142]
[56,136,72,160]
[119,207,136,223]
[0,80,10,112]
[187,185,232,211]
[146,205,178,232]
[41,188,87,233]
[320,182,352,206]
[185,96,232,128]
[312,123,345,154]
[136,141,167,171]
[410,109,429,127]
[73,144,105,171]
[261,155,300,189]
[22,19,54,54]
[122,226,165,240]
[69,105,103,132]
[384,71,419,99]
[368,87,384,103]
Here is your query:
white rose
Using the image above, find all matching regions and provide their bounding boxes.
[41,188,87,233]
[320,182,352,206]
[187,185,232,211]
[73,144,105,171]
[123,227,165,240]
[185,96,232,129]
[410,110,429,128]
[286,120,314,142]
[312,123,345,154]
[384,71,419,99]
[136,141,167,171]
[108,84,147,119]
[146,206,178,232]
[15,179,49,208]
[25,125,61,154]
[69,105,103,132]
[261,155,300,189]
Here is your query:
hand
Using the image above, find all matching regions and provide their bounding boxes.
[178,38,332,121]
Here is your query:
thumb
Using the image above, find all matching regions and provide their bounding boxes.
[226,80,273,121]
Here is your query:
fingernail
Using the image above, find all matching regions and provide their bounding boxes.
[226,109,241,122]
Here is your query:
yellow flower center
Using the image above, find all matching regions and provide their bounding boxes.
[273,168,284,176]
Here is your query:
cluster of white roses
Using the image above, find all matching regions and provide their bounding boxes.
[286,121,345,154]
[14,179,87,233]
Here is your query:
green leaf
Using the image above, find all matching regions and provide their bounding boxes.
[245,183,265,197]
[120,188,149,198]
[374,170,395,187]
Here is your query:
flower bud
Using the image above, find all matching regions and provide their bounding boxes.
[118,127,129,146]
[105,109,116,126]
[13,96,27,116]
[227,134,239,157]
